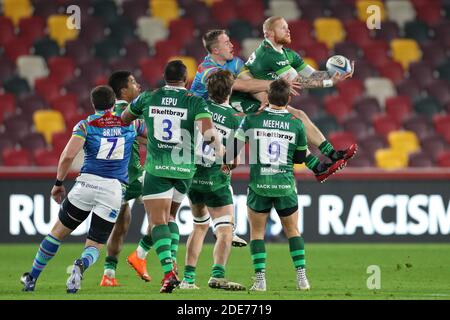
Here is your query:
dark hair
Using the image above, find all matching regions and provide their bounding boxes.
[108,70,131,99]
[202,29,226,53]
[206,70,235,104]
[90,85,116,110]
[164,60,187,83]
[268,78,291,106]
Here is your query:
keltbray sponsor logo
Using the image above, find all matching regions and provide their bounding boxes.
[148,106,187,119]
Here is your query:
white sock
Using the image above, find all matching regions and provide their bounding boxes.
[136,246,148,259]
[104,268,115,278]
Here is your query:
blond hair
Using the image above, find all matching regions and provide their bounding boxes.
[263,16,284,35]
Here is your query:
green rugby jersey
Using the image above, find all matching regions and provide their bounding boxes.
[115,100,144,183]
[128,86,212,179]
[235,107,307,197]
[245,39,307,80]
[191,100,242,192]
[230,39,308,114]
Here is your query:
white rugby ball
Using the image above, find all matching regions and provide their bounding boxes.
[326,55,352,76]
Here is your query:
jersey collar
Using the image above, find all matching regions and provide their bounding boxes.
[164,85,187,91]
[266,106,289,113]
[206,54,226,67]
[264,38,284,54]
[115,99,129,105]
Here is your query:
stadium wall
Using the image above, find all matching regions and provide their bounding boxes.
[1,169,449,243]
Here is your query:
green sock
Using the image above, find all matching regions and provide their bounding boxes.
[305,154,320,172]
[319,141,336,158]
[104,256,118,271]
[151,224,173,275]
[250,240,266,273]
[211,264,225,278]
[168,221,179,264]
[183,265,196,284]
[289,236,305,269]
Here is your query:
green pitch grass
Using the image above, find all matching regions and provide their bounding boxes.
[1,243,450,300]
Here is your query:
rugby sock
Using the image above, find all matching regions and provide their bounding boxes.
[104,256,118,278]
[183,265,196,284]
[168,221,179,264]
[250,240,266,273]
[137,235,153,259]
[81,246,100,270]
[211,264,225,279]
[30,234,62,279]
[319,141,339,160]
[152,224,173,275]
[289,236,305,269]
[305,154,320,172]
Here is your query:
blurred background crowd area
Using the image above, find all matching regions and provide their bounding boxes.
[0,0,449,170]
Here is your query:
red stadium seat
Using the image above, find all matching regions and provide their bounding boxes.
[51,132,71,153]
[19,16,46,44]
[238,1,265,27]
[437,151,450,167]
[4,37,31,62]
[124,40,150,64]
[378,61,405,85]
[303,42,329,64]
[409,151,434,167]
[385,96,412,124]
[154,39,183,64]
[324,95,353,123]
[34,77,62,104]
[433,114,450,136]
[169,18,195,47]
[328,131,357,150]
[345,20,373,47]
[0,16,15,46]
[362,40,391,68]
[0,93,16,122]
[140,58,164,87]
[421,134,449,161]
[51,94,78,120]
[336,79,364,105]
[33,149,60,166]
[373,114,401,137]
[416,4,443,26]
[426,80,450,106]
[1,148,33,166]
[47,57,76,85]
[211,1,237,27]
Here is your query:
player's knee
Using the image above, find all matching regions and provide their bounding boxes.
[87,212,115,244]
[212,215,233,235]
[193,212,211,226]
[58,199,91,230]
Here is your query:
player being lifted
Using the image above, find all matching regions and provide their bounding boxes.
[121,60,222,293]
[100,71,154,286]
[231,78,310,291]
[21,86,146,293]
[232,16,357,181]
[180,70,245,291]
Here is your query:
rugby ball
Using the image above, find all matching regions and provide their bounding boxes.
[326,55,351,76]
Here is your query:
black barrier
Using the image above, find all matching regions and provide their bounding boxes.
[1,176,449,243]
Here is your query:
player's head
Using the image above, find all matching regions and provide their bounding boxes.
[203,29,234,61]
[268,78,291,107]
[90,85,116,111]
[263,16,291,46]
[164,60,188,86]
[206,70,235,104]
[108,71,141,102]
